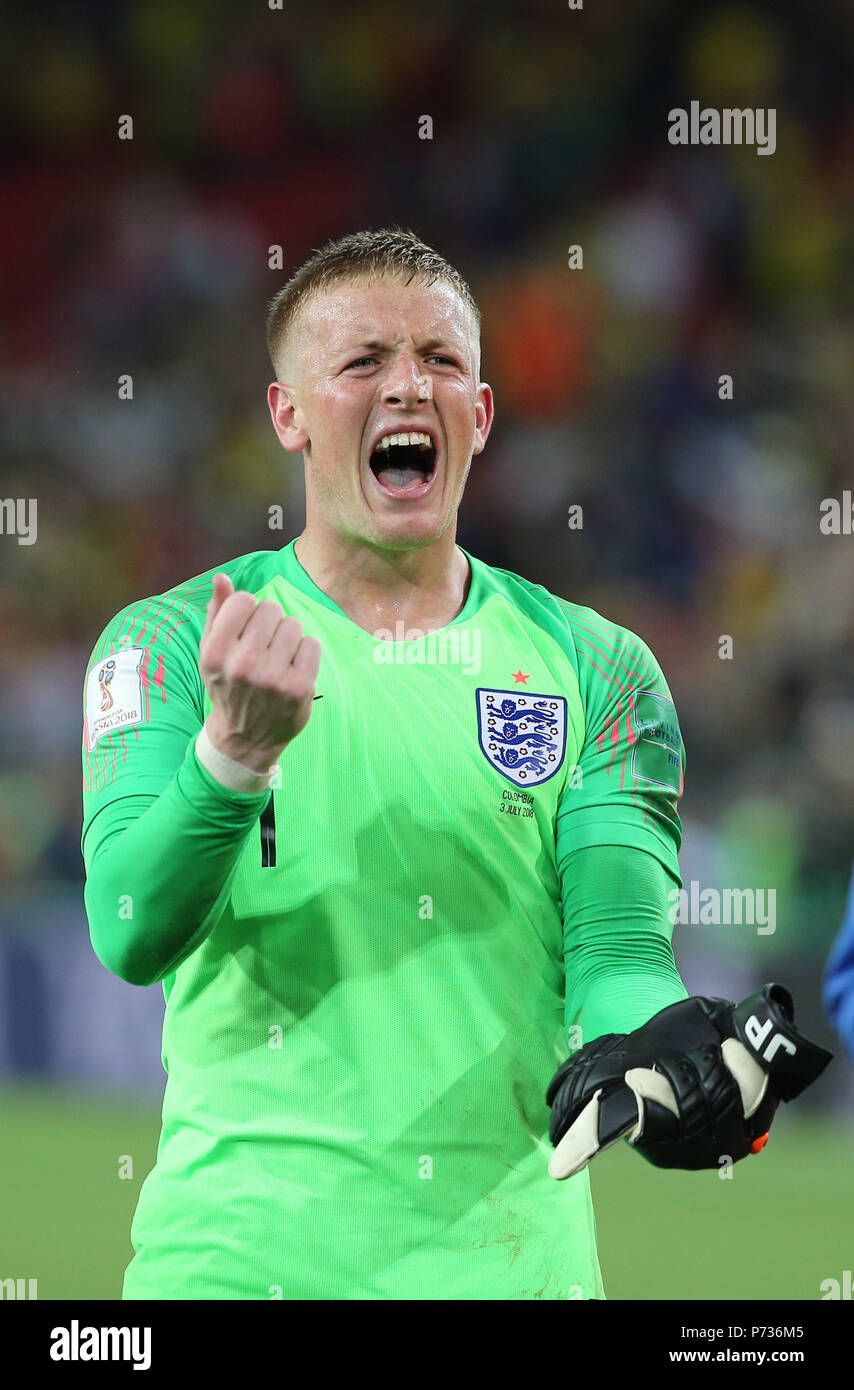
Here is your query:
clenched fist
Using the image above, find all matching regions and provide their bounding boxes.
[199,573,322,774]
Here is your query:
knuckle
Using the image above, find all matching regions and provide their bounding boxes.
[226,656,255,684]
[199,639,221,669]
[228,591,258,615]
[257,599,283,620]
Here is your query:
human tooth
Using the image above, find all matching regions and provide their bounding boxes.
[386,433,431,450]
[375,431,432,450]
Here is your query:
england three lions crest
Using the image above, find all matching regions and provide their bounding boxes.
[476,689,567,787]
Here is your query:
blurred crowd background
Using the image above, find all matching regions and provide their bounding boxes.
[1,0,853,1105]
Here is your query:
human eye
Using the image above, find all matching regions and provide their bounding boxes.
[347,355,377,369]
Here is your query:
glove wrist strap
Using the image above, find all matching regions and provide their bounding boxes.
[732,983,833,1102]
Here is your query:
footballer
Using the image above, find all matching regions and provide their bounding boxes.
[81,228,830,1300]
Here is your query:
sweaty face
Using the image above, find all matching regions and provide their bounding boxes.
[273,274,492,550]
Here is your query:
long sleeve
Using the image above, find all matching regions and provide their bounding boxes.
[83,741,271,986]
[555,606,688,1045]
[561,842,688,1045]
[81,580,277,987]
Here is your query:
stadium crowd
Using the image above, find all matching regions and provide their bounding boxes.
[1,1,852,1072]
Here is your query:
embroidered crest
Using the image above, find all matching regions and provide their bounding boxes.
[476,689,567,787]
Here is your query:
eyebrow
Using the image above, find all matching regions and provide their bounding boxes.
[343,335,462,354]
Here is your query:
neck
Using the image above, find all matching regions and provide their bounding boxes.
[293,525,470,636]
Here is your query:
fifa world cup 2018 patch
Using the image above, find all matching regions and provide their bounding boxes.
[476,689,567,788]
[84,646,147,751]
[630,690,683,793]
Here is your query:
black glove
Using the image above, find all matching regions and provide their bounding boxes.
[546,983,833,1177]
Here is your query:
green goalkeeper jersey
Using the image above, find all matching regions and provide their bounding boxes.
[81,538,686,1300]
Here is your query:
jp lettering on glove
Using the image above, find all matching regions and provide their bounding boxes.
[546,983,833,1179]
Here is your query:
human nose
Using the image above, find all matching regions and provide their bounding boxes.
[381,355,432,406]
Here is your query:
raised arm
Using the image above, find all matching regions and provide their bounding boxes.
[82,573,321,985]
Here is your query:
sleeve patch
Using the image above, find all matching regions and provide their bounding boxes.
[631,690,682,793]
[84,646,147,751]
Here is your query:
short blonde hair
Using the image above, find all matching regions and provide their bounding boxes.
[266,226,481,377]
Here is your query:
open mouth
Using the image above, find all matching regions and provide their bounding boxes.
[368,431,438,494]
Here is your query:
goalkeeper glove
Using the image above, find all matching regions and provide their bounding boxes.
[546,982,832,1178]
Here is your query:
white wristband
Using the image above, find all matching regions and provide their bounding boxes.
[195,724,277,794]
